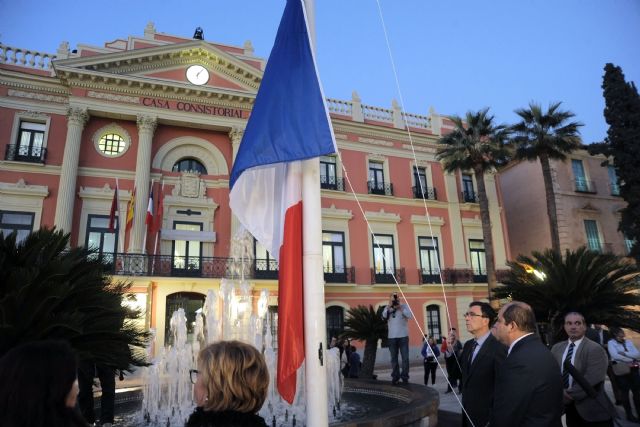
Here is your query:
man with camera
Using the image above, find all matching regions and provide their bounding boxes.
[382,293,412,385]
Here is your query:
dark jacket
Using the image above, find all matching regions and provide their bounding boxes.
[185,408,268,427]
[460,333,506,427]
[491,334,563,427]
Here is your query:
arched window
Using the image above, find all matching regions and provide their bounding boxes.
[172,158,207,174]
[164,292,205,345]
[426,304,442,342]
[326,306,345,344]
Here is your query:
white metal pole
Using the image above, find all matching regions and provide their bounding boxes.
[301,1,329,426]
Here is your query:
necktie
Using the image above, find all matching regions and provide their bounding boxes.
[468,340,478,366]
[563,343,575,388]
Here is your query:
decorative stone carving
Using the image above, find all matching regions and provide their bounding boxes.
[67,107,88,126]
[8,89,66,104]
[228,127,244,144]
[87,91,139,104]
[172,173,206,198]
[136,115,157,133]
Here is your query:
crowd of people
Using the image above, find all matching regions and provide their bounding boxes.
[2,299,639,427]
[381,297,636,427]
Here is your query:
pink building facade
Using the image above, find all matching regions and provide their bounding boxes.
[0,25,511,358]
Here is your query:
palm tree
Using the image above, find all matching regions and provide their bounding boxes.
[436,108,511,305]
[0,228,150,371]
[511,102,583,254]
[340,305,387,379]
[493,247,640,343]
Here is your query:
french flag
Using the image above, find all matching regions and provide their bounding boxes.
[145,186,154,227]
[229,0,337,404]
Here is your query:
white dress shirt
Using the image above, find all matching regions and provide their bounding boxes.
[608,338,640,363]
[560,337,584,388]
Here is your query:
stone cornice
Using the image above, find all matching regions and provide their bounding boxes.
[0,161,61,175]
[322,205,353,221]
[332,120,440,146]
[322,191,448,209]
[410,215,445,227]
[79,184,131,200]
[0,179,48,197]
[364,209,401,223]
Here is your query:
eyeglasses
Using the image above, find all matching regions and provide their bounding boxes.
[463,312,486,318]
[189,369,199,384]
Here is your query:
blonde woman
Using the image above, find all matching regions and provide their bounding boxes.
[187,340,269,427]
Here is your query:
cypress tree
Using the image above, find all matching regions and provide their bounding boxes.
[589,63,640,261]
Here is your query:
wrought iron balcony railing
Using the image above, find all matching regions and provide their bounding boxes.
[461,190,479,203]
[368,181,393,196]
[574,178,596,193]
[5,143,47,163]
[418,268,441,284]
[371,267,405,284]
[254,258,279,279]
[105,253,239,278]
[320,175,345,191]
[323,265,356,283]
[412,186,437,200]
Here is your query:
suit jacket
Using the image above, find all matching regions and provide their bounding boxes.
[585,328,612,351]
[491,334,563,427]
[460,333,507,427]
[550,337,615,422]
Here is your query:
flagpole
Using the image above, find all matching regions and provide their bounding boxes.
[115,177,123,254]
[301,1,329,426]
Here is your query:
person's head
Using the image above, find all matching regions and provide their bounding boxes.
[564,312,587,342]
[193,340,269,414]
[330,337,337,348]
[610,327,625,343]
[0,340,80,426]
[465,301,496,337]
[427,337,435,346]
[492,301,536,346]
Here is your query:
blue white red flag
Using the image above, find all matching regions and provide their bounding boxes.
[145,186,154,227]
[229,0,337,404]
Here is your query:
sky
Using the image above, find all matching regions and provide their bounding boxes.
[1,0,639,144]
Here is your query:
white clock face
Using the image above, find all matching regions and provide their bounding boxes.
[186,65,210,85]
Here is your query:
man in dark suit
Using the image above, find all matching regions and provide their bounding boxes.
[460,301,507,427]
[491,301,563,427]
[551,312,615,426]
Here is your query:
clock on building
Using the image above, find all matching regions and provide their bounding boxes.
[186,65,210,85]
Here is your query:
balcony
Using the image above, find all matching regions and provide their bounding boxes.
[105,253,238,278]
[324,266,356,283]
[320,175,345,191]
[368,181,393,196]
[254,258,279,280]
[4,143,47,163]
[418,268,441,284]
[371,267,405,284]
[574,178,597,194]
[412,186,437,200]
[461,190,479,203]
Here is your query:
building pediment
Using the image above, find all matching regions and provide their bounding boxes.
[52,40,262,97]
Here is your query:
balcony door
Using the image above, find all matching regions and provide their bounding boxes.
[172,222,202,276]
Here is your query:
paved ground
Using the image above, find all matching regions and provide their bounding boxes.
[374,361,638,426]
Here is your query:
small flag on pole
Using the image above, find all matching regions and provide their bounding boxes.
[155,181,164,234]
[126,187,136,232]
[229,0,337,404]
[108,181,119,232]
[146,185,154,227]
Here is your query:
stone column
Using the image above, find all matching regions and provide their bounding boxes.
[229,127,244,239]
[129,115,157,253]
[54,107,88,234]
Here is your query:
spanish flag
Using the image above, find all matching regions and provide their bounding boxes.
[125,187,136,232]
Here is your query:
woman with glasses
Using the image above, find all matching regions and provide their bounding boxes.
[187,340,269,427]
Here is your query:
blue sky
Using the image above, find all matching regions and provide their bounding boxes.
[1,0,639,144]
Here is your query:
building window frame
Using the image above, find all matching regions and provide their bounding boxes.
[572,159,594,193]
[461,173,477,203]
[171,221,203,276]
[7,112,51,163]
[608,166,621,196]
[320,155,338,190]
[372,233,396,283]
[326,306,345,345]
[254,239,279,279]
[426,304,442,342]
[469,239,487,282]
[418,236,440,284]
[583,219,602,253]
[0,210,34,243]
[84,214,118,267]
[323,231,347,282]
[172,157,208,175]
[92,124,131,159]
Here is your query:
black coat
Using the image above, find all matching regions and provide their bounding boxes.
[460,333,507,427]
[185,408,268,427]
[491,334,563,427]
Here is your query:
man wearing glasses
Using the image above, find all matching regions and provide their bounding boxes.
[460,301,506,427]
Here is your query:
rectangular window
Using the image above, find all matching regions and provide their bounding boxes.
[172,222,203,276]
[584,220,602,252]
[462,174,476,202]
[85,215,118,265]
[426,305,442,341]
[254,240,278,279]
[320,156,338,190]
[625,236,635,255]
[15,121,46,162]
[372,234,395,283]
[419,236,440,283]
[572,159,590,192]
[322,231,346,282]
[368,161,386,195]
[0,211,34,243]
[608,166,620,196]
[469,239,487,282]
